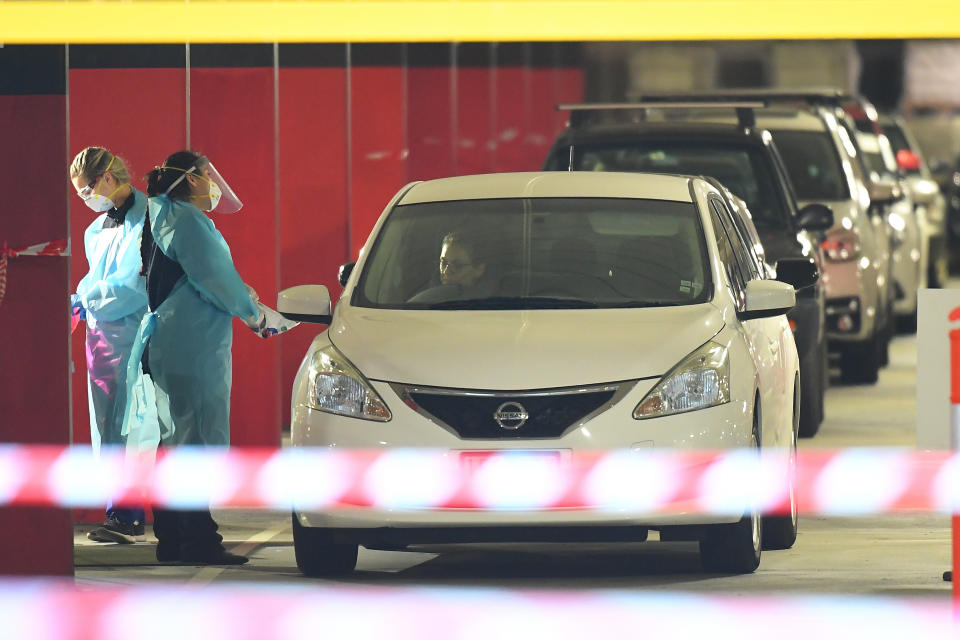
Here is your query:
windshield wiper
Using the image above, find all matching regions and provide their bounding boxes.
[427,296,599,310]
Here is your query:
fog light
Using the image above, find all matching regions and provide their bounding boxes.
[837,314,854,332]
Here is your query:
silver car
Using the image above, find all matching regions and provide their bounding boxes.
[758,107,895,384]
[855,129,922,330]
[880,113,949,294]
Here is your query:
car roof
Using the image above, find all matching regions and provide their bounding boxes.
[399,171,696,205]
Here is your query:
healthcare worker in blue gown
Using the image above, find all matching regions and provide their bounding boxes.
[70,147,160,544]
[132,150,263,565]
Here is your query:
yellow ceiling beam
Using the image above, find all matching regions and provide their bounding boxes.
[1,1,959,44]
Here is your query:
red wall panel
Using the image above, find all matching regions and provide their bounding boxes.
[190,67,280,447]
[349,65,407,257]
[407,66,453,181]
[493,65,530,172]
[277,66,348,426]
[0,93,73,575]
[67,67,187,449]
[527,67,559,169]
[555,67,584,133]
[455,66,495,175]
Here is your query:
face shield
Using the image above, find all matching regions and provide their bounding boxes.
[201,162,243,214]
[162,159,243,214]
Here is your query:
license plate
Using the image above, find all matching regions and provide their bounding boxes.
[457,449,565,474]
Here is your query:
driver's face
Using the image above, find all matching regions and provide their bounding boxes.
[439,240,485,287]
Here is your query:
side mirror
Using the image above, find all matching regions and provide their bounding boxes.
[278,285,332,324]
[338,262,356,287]
[737,280,796,321]
[896,149,921,172]
[774,258,819,290]
[910,178,939,205]
[796,203,834,232]
[867,175,901,205]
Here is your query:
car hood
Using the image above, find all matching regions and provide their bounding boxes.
[327,303,725,389]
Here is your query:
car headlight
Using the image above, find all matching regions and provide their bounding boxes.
[821,231,860,262]
[633,340,730,419]
[305,344,391,421]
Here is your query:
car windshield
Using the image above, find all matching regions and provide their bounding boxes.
[768,130,851,201]
[547,142,787,229]
[353,197,711,310]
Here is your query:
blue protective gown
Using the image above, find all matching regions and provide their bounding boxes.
[72,187,160,454]
[123,195,258,447]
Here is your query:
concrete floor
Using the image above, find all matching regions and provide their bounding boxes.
[74,334,953,599]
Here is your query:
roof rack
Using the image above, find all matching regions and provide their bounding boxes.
[631,88,850,106]
[557,101,766,129]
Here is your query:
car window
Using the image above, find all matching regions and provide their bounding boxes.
[720,198,765,280]
[708,200,746,309]
[554,142,788,230]
[353,197,712,310]
[882,122,910,155]
[711,198,757,285]
[768,130,851,201]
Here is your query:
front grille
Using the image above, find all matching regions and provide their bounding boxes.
[395,383,624,439]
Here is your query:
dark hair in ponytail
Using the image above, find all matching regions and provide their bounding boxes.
[145,150,207,199]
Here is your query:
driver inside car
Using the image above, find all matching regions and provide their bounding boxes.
[408,231,495,304]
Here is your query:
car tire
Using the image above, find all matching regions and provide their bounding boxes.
[840,331,881,385]
[878,300,893,367]
[897,309,918,334]
[700,414,762,574]
[798,350,823,438]
[292,513,359,577]
[764,381,799,550]
[929,241,949,289]
[819,337,828,423]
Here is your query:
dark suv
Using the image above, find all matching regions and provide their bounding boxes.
[544,104,832,437]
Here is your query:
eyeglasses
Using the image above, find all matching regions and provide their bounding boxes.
[439,257,472,272]
[76,174,103,199]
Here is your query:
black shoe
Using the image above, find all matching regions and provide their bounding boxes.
[178,549,249,566]
[87,515,146,543]
[156,545,179,563]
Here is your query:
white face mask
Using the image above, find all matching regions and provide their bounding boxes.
[206,181,222,212]
[82,193,115,212]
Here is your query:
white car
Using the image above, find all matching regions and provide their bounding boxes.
[282,172,806,576]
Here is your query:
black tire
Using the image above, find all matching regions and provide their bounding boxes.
[878,301,893,367]
[840,331,881,385]
[764,379,799,550]
[898,309,918,334]
[292,513,358,577]
[798,351,823,438]
[700,412,762,574]
[929,241,949,289]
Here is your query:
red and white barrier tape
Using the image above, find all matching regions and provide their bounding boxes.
[0,580,954,640]
[1,445,958,515]
[0,238,69,310]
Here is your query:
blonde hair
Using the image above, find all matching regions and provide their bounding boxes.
[69,147,131,184]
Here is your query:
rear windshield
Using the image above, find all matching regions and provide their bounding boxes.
[353,197,711,310]
[546,142,788,230]
[768,130,851,201]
